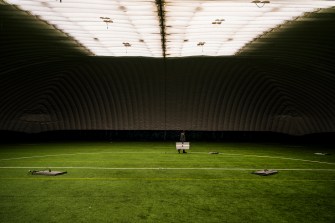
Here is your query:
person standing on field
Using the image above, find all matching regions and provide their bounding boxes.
[180,131,186,153]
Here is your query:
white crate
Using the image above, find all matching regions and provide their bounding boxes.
[176,142,190,150]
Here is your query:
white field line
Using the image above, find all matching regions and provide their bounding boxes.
[193,152,335,165]
[0,151,334,165]
[0,152,159,161]
[0,166,334,171]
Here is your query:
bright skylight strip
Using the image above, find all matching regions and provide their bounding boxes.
[165,0,335,57]
[6,0,163,57]
[5,0,335,57]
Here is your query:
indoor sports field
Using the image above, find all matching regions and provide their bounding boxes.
[0,142,334,223]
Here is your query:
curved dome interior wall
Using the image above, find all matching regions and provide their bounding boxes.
[1,2,335,136]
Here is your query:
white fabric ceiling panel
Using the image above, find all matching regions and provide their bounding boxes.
[5,0,335,57]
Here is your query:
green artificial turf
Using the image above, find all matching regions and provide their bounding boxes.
[0,142,334,223]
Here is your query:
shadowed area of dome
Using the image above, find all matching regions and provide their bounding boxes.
[0,1,335,136]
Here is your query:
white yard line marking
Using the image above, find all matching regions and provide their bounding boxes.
[0,152,160,161]
[0,166,334,171]
[1,151,334,165]
[1,178,334,181]
[232,154,335,165]
[193,152,335,165]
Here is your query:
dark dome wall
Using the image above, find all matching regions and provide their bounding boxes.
[166,57,335,135]
[1,57,334,135]
[0,58,165,133]
[1,4,335,135]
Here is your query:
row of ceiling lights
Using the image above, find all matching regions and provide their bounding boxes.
[8,0,335,57]
[96,17,230,50]
[28,0,272,54]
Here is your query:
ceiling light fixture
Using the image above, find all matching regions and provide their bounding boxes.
[100,17,113,29]
[251,0,270,8]
[123,42,132,54]
[197,41,205,53]
[212,19,225,25]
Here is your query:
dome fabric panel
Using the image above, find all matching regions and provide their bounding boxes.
[1,2,335,135]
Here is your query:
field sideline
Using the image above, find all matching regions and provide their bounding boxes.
[0,142,334,223]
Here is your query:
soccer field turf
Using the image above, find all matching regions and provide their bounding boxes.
[0,142,334,223]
